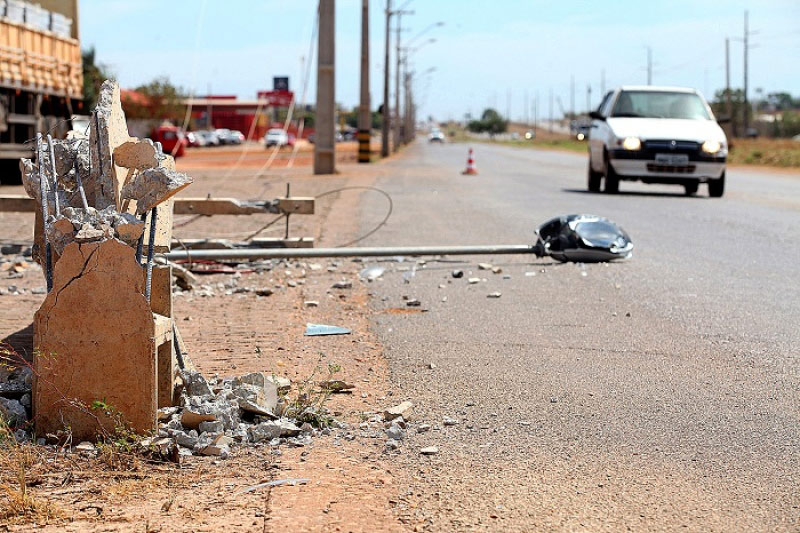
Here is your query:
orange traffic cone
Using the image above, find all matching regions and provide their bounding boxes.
[462,148,478,175]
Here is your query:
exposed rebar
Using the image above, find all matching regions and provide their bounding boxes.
[36,133,53,292]
[46,134,60,217]
[144,207,158,302]
[135,211,148,264]
[74,154,89,210]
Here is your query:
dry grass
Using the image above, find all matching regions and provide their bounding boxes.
[728,138,800,167]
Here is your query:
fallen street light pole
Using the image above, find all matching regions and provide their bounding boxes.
[162,244,537,261]
[162,215,635,263]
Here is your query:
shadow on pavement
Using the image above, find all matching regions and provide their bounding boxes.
[561,188,707,199]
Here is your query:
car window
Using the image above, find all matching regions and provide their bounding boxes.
[597,91,613,116]
[611,91,710,120]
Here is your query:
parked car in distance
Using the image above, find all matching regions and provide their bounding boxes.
[228,130,245,144]
[265,128,289,147]
[186,131,205,147]
[588,85,728,197]
[151,125,187,157]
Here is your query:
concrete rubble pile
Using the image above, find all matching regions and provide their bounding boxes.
[152,370,335,458]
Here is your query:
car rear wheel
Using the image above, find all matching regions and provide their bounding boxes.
[708,172,725,198]
[587,159,602,192]
[683,182,699,196]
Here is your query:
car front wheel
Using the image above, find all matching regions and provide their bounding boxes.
[587,158,602,192]
[603,154,619,194]
[684,182,699,196]
[708,172,725,198]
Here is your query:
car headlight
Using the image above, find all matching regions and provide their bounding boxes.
[622,137,641,150]
[702,140,722,154]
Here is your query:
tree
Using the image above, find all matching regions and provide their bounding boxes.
[123,77,187,122]
[466,108,508,135]
[82,47,114,109]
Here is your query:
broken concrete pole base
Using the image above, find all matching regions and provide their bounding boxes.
[33,239,157,441]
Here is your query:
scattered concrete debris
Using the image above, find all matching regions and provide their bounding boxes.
[420,446,439,455]
[331,281,352,289]
[478,263,492,270]
[442,416,459,426]
[406,298,421,307]
[487,292,502,298]
[359,265,385,281]
[491,266,503,274]
[304,300,320,307]
[305,323,352,336]
[467,277,481,284]
[384,401,413,421]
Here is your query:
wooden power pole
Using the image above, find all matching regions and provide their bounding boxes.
[358,0,370,163]
[314,0,335,174]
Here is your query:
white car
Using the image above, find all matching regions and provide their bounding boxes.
[587,86,728,197]
[264,128,289,147]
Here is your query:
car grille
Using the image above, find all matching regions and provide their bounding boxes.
[643,140,700,153]
[646,163,697,173]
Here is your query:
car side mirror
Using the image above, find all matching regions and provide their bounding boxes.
[589,111,605,121]
[716,116,732,124]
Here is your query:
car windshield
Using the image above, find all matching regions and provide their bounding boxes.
[611,91,711,120]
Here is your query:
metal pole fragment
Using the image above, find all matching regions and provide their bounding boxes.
[46,134,60,217]
[36,133,53,292]
[163,244,536,262]
[144,207,158,302]
[172,324,185,370]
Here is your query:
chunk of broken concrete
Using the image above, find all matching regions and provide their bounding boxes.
[181,409,217,430]
[114,139,159,171]
[182,370,213,397]
[384,401,413,421]
[248,421,282,443]
[121,166,192,215]
[420,446,439,455]
[318,380,355,393]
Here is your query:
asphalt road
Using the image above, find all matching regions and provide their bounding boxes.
[358,141,800,531]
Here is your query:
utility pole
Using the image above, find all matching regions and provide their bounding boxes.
[586,84,591,114]
[314,0,335,174]
[548,88,553,133]
[646,47,652,85]
[358,0,370,163]
[743,10,750,132]
[569,75,574,119]
[725,36,734,136]
[393,10,408,152]
[506,88,511,121]
[533,92,538,134]
[381,1,391,157]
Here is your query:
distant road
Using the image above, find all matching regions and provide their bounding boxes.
[360,140,800,530]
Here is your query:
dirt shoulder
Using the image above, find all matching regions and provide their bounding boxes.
[1,151,410,532]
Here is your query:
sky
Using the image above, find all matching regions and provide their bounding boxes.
[81,0,800,122]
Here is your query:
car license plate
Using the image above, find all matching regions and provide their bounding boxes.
[655,153,689,165]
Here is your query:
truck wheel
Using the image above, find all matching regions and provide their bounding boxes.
[708,172,725,198]
[587,159,602,192]
[683,182,699,195]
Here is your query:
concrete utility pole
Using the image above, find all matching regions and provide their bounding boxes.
[743,10,750,132]
[393,10,408,152]
[586,84,591,113]
[381,1,391,157]
[569,75,575,118]
[725,37,735,136]
[533,92,538,133]
[646,47,652,85]
[548,88,553,133]
[358,0,370,163]
[314,0,335,174]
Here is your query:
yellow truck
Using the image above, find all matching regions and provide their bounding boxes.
[0,0,82,182]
